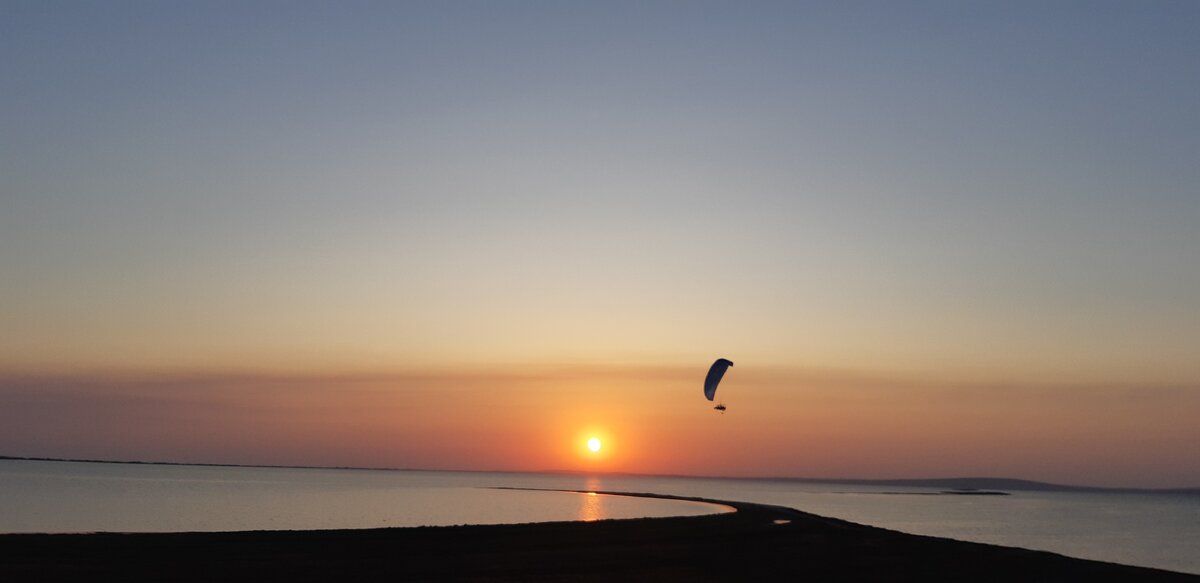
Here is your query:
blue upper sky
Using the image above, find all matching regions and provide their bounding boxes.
[2,1,1198,380]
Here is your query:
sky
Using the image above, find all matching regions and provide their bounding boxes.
[2,1,1198,488]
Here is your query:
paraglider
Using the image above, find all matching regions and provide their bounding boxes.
[704,358,733,412]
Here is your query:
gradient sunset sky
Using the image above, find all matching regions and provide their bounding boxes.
[2,2,1198,488]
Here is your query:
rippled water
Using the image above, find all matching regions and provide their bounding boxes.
[2,460,1197,575]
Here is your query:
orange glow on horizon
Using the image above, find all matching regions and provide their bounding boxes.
[2,365,1198,488]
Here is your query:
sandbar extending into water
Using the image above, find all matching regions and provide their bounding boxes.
[0,489,1195,582]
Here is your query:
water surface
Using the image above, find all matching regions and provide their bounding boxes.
[0,460,723,532]
[2,460,1197,575]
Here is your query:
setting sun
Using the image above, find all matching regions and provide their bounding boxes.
[587,437,602,453]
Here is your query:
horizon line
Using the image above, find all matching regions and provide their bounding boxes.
[4,454,1197,494]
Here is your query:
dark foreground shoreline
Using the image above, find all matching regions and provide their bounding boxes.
[1,490,1195,582]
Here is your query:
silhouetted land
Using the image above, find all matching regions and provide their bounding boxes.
[5,455,1198,494]
[781,476,1200,495]
[1,490,1195,582]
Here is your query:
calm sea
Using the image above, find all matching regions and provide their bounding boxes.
[2,459,1197,575]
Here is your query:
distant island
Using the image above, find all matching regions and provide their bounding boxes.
[3,455,1197,495]
[856,489,1011,496]
[769,476,1200,495]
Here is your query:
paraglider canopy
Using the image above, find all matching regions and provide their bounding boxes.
[704,358,733,401]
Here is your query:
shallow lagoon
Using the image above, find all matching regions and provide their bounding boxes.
[2,459,1197,574]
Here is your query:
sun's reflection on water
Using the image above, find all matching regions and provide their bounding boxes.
[579,476,603,522]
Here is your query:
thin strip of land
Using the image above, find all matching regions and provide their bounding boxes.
[0,490,1195,582]
[5,455,1198,494]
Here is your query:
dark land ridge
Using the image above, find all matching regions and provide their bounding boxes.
[4,454,1198,494]
[1,489,1195,582]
